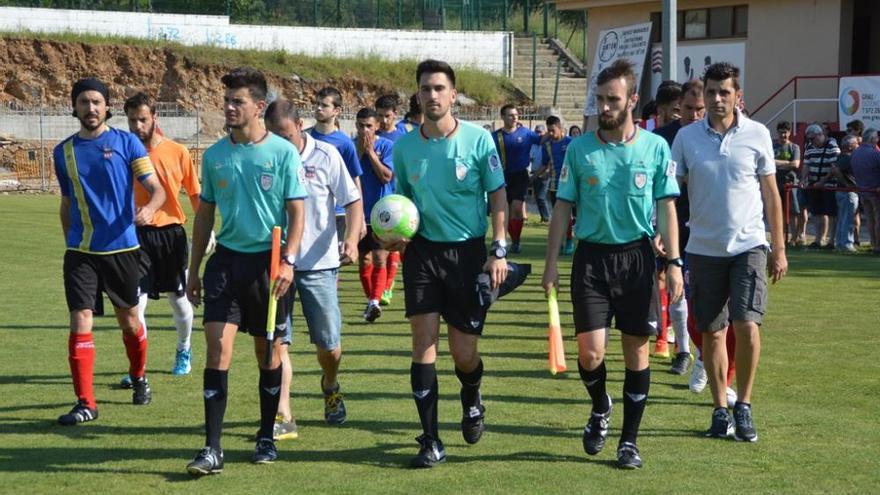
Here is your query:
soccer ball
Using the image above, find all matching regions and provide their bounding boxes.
[370,194,420,243]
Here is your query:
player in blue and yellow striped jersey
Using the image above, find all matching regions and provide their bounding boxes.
[54,78,167,426]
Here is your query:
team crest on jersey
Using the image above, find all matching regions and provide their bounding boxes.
[489,154,501,172]
[102,146,113,160]
[455,163,468,182]
[304,165,316,180]
[634,172,647,189]
[260,173,274,191]
[516,136,523,143]
[560,165,570,183]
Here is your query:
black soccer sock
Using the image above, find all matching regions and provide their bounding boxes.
[203,368,228,450]
[578,359,610,414]
[411,362,439,440]
[258,365,283,440]
[455,359,484,413]
[621,367,651,445]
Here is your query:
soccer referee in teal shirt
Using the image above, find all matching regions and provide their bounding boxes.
[543,59,684,470]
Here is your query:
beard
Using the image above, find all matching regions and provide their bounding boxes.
[597,110,627,131]
[136,121,156,143]
[78,112,106,131]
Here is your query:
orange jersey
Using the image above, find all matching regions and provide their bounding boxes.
[134,138,200,227]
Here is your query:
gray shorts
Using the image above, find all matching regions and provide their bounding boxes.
[687,246,768,332]
[280,268,341,350]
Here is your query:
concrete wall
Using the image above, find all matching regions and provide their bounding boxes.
[0,7,512,75]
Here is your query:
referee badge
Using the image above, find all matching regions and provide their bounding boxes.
[666,159,677,177]
[455,162,468,182]
[559,165,570,183]
[489,154,501,172]
[260,173,274,191]
[634,172,647,189]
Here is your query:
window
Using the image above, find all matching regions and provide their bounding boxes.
[709,6,733,38]
[650,5,747,42]
[734,5,748,36]
[684,9,707,39]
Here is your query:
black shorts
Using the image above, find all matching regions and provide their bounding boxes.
[63,249,144,311]
[403,235,488,335]
[358,225,381,254]
[806,188,837,216]
[202,245,291,339]
[137,224,188,299]
[504,170,529,203]
[570,237,656,336]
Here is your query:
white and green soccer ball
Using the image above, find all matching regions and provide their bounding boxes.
[371,194,420,243]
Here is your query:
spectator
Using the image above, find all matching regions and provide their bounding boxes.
[830,135,859,252]
[850,129,880,253]
[774,121,801,245]
[802,123,840,248]
[568,125,582,137]
[846,119,864,145]
[530,124,550,222]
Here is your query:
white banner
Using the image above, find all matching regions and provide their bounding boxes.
[583,22,652,116]
[839,76,880,127]
[650,40,746,97]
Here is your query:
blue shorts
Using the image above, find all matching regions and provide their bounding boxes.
[283,268,341,350]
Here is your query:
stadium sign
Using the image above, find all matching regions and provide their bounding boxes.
[838,76,880,127]
[584,22,652,116]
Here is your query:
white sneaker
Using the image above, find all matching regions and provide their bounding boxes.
[666,328,675,344]
[689,359,707,393]
[726,386,738,407]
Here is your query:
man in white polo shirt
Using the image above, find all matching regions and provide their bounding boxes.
[265,100,364,434]
[672,62,787,443]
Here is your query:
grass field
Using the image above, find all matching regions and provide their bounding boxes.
[0,194,878,494]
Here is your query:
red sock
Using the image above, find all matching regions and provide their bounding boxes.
[566,217,574,240]
[725,323,737,386]
[69,333,96,409]
[359,263,373,299]
[508,218,524,243]
[122,325,147,379]
[385,252,400,290]
[370,263,387,302]
[687,299,702,353]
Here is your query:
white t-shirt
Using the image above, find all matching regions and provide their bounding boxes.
[672,111,776,257]
[295,134,361,271]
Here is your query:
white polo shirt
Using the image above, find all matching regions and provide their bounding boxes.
[672,110,776,257]
[295,133,361,271]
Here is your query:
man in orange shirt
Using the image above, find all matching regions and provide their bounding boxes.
[125,92,202,377]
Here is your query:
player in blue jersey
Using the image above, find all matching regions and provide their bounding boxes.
[375,94,407,143]
[493,104,541,253]
[535,115,574,254]
[55,78,167,425]
[185,68,307,475]
[398,92,423,132]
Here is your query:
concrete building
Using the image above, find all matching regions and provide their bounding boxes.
[556,0,880,131]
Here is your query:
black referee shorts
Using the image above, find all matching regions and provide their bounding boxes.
[403,235,488,335]
[504,170,529,203]
[64,249,143,311]
[137,224,188,299]
[202,245,291,340]
[570,237,656,336]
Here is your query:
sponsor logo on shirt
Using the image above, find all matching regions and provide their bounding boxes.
[587,176,599,186]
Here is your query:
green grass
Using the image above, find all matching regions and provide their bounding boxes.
[1,194,878,494]
[1,31,521,106]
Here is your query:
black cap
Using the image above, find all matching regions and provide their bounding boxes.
[475,262,532,308]
[71,77,112,119]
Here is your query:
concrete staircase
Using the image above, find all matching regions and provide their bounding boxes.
[512,35,587,127]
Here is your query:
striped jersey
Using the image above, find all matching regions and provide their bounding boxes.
[803,138,840,185]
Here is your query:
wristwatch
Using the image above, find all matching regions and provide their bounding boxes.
[491,240,508,259]
[667,257,684,268]
[281,254,296,267]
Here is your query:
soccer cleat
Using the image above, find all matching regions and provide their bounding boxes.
[187,447,224,476]
[363,302,382,323]
[616,442,643,469]
[409,434,446,468]
[379,289,392,306]
[706,407,734,439]
[583,394,613,455]
[653,340,670,359]
[510,242,521,254]
[57,400,98,426]
[172,348,192,376]
[323,379,347,425]
[252,438,278,464]
[669,352,692,375]
[689,359,708,393]
[733,403,758,442]
[461,404,486,445]
[274,415,299,441]
[119,374,133,389]
[132,376,152,405]
[726,387,738,407]
[561,239,575,255]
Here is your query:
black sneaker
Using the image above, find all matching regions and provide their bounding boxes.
[583,395,612,455]
[186,446,224,475]
[616,441,643,469]
[252,438,278,464]
[706,407,734,439]
[409,434,446,468]
[510,242,521,254]
[363,303,382,323]
[669,352,693,375]
[132,376,152,405]
[58,400,98,426]
[461,404,485,444]
[733,402,758,442]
